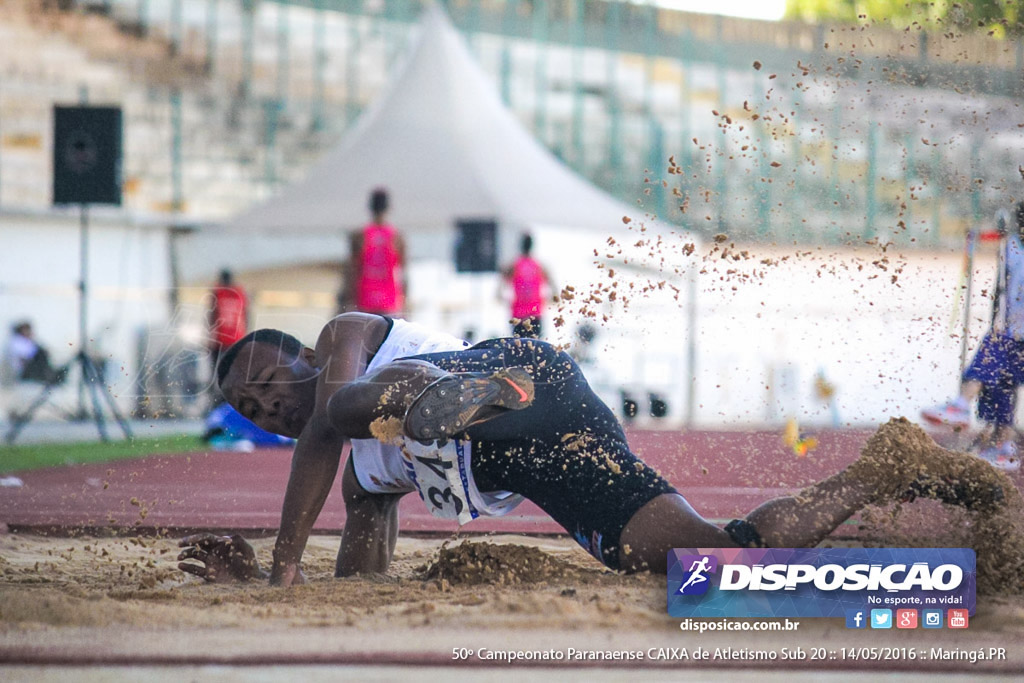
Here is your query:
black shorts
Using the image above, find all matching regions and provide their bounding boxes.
[404,338,677,569]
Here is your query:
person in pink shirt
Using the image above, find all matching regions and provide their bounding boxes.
[351,189,406,315]
[502,233,553,338]
[208,270,249,367]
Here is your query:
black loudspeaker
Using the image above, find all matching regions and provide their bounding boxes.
[454,219,498,273]
[649,392,669,419]
[53,106,123,205]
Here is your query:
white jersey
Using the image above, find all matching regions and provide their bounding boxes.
[349,318,524,523]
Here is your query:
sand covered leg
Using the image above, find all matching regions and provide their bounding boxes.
[853,421,1024,594]
[744,417,1009,548]
[848,417,1006,511]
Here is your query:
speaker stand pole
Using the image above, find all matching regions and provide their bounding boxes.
[76,203,89,418]
[75,202,133,441]
[4,205,133,444]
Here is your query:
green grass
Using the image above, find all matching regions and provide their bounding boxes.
[0,435,207,473]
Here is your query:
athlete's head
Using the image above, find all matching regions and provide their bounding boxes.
[369,188,389,217]
[520,233,533,256]
[216,329,319,438]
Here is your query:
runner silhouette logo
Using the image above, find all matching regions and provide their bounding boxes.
[676,555,718,595]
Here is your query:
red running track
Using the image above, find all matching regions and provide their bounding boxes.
[2,428,1015,537]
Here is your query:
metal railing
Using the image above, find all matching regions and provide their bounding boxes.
[2,0,1022,247]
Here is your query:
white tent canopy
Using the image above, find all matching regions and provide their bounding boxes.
[179,6,689,281]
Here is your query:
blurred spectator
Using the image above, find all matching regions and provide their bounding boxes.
[208,269,249,377]
[922,203,1024,472]
[1,320,63,385]
[501,233,553,338]
[351,188,406,315]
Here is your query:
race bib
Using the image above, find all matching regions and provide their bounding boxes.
[398,439,523,525]
[399,440,474,524]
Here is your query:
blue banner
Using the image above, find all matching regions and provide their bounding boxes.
[667,548,975,619]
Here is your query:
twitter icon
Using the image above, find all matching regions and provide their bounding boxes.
[870,609,892,629]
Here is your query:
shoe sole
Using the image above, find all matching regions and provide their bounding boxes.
[404,368,535,443]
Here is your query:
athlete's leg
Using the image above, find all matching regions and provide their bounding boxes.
[617,494,735,572]
[967,333,1012,427]
[978,336,1024,453]
[739,418,1005,544]
[738,469,885,548]
[619,418,1008,573]
[618,464,884,572]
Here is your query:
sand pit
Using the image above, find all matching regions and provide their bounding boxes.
[2,421,1023,675]
[2,532,1023,676]
[0,534,642,632]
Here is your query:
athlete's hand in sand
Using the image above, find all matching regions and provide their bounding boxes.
[177,533,266,583]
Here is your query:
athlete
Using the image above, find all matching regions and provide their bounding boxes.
[500,233,553,338]
[207,269,249,368]
[922,203,1024,472]
[350,189,406,315]
[177,313,1005,584]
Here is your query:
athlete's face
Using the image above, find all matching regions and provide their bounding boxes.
[220,341,319,438]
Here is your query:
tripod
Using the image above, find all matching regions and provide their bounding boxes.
[4,205,133,445]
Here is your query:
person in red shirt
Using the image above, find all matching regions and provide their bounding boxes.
[208,269,249,369]
[351,189,406,315]
[502,233,553,338]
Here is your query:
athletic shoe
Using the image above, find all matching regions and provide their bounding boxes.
[920,400,971,429]
[404,368,535,443]
[978,441,1021,472]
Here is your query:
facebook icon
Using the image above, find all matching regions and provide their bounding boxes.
[845,609,866,629]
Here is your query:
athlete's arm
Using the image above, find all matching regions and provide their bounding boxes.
[336,457,404,576]
[270,313,390,586]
